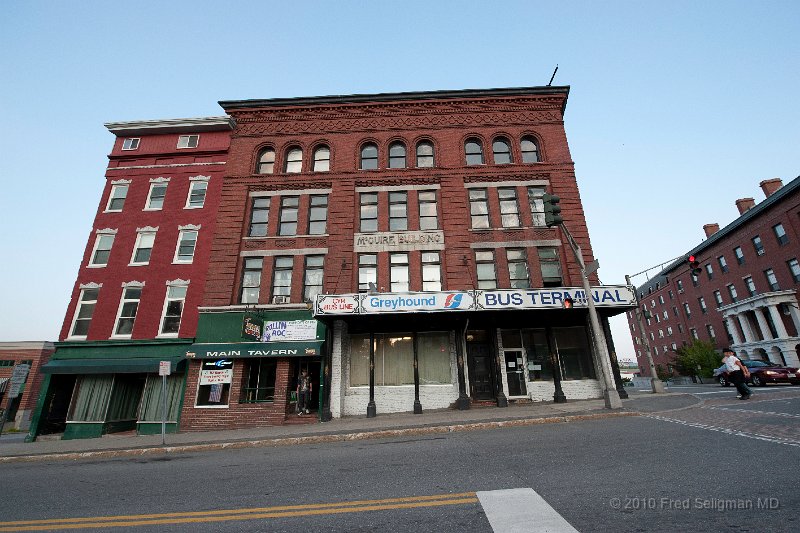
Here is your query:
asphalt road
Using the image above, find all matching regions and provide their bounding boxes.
[1,386,798,532]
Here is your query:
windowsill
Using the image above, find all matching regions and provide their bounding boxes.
[128,262,149,267]
[86,264,107,268]
[184,205,205,210]
[156,333,179,339]
[172,260,194,265]
[142,207,164,212]
[242,234,330,240]
[103,209,123,214]
[110,334,133,340]
[193,404,230,409]
[65,336,88,341]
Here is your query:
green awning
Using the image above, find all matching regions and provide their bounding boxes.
[186,341,323,359]
[41,356,186,375]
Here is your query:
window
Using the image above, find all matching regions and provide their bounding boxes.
[788,258,800,282]
[745,276,757,296]
[676,280,684,292]
[673,306,679,317]
[113,284,143,336]
[146,182,168,210]
[241,359,277,403]
[539,247,562,287]
[418,191,438,230]
[360,193,378,232]
[465,138,484,165]
[360,143,378,170]
[705,264,714,280]
[475,251,497,289]
[659,295,665,304]
[284,147,302,173]
[469,188,490,229]
[773,223,788,245]
[196,362,231,407]
[248,198,270,237]
[663,310,668,319]
[257,148,275,174]
[240,258,263,304]
[131,230,156,265]
[498,188,520,227]
[520,136,540,163]
[717,256,728,273]
[707,325,716,339]
[89,232,115,266]
[308,195,328,235]
[122,138,140,150]
[70,287,99,337]
[683,302,691,317]
[667,326,673,336]
[765,268,779,291]
[106,184,128,211]
[668,290,674,300]
[390,253,409,292]
[692,273,699,287]
[658,329,664,338]
[713,290,723,306]
[186,178,208,208]
[278,196,299,236]
[728,284,738,302]
[313,145,330,172]
[303,255,324,302]
[734,246,745,264]
[351,333,451,386]
[177,135,199,149]
[388,142,407,169]
[389,191,408,231]
[698,297,708,314]
[271,256,293,300]
[159,283,188,335]
[678,324,684,333]
[492,137,513,164]
[173,228,198,263]
[416,141,434,167]
[507,249,530,289]
[752,236,764,255]
[528,187,545,226]
[690,328,699,340]
[358,254,377,292]
[421,252,441,291]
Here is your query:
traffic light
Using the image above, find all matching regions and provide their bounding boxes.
[543,193,563,227]
[563,297,575,309]
[688,255,702,276]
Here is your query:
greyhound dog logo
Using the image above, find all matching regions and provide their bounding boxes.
[443,293,463,309]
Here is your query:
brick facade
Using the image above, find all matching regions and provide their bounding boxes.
[0,342,54,430]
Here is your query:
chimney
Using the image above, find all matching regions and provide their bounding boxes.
[760,178,783,198]
[736,198,755,214]
[703,223,720,237]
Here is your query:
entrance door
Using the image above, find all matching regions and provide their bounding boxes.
[504,350,527,397]
[467,341,495,400]
[293,359,321,413]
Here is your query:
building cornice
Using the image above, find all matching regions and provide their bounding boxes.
[104,116,235,136]
[0,341,55,351]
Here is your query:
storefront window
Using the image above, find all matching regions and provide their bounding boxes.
[139,375,183,421]
[68,374,113,421]
[553,327,595,379]
[417,332,451,384]
[351,333,450,386]
[522,329,553,381]
[196,381,231,407]
[241,359,277,403]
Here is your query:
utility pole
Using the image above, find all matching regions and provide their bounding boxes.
[625,275,666,393]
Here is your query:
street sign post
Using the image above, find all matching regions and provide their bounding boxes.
[158,361,171,445]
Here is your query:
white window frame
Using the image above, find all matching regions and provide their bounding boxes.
[105,181,130,212]
[185,176,210,209]
[112,282,144,338]
[158,280,189,337]
[130,227,158,266]
[173,225,200,264]
[122,138,140,150]
[145,178,170,211]
[88,229,117,267]
[67,283,101,339]
[177,135,199,149]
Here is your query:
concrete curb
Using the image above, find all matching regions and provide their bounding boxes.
[0,411,638,464]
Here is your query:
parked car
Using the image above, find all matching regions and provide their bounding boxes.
[716,359,800,387]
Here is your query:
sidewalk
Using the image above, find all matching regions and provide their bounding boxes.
[0,388,703,463]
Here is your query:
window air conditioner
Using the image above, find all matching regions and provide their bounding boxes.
[272,295,290,304]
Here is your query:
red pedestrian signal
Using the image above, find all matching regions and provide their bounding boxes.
[688,255,702,276]
[563,297,575,309]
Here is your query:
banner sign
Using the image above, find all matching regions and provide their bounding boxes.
[199,369,233,385]
[314,286,636,316]
[262,320,317,342]
[186,341,322,359]
[242,315,263,341]
[202,360,234,370]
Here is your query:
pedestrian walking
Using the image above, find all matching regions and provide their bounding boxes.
[296,369,312,414]
[722,347,752,400]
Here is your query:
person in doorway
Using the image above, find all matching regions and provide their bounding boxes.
[296,369,312,414]
[722,347,751,400]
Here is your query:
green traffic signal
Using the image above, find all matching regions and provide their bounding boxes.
[542,193,563,227]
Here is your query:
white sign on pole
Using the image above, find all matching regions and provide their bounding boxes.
[159,361,171,376]
[7,364,31,399]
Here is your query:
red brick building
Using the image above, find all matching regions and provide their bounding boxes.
[182,86,633,429]
[0,342,53,431]
[628,177,800,377]
[30,117,233,439]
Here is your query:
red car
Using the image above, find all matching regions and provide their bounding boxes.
[717,359,800,387]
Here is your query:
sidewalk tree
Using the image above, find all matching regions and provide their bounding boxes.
[673,339,719,378]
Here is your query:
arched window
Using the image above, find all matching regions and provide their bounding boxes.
[360,143,378,170]
[313,145,330,172]
[257,148,275,174]
[284,147,302,173]
[465,138,484,165]
[492,137,512,164]
[388,142,407,169]
[416,141,434,167]
[520,136,540,163]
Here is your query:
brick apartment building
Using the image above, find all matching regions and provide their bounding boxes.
[628,176,800,377]
[28,117,233,440]
[181,86,634,430]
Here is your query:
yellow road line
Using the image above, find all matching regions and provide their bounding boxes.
[0,493,478,532]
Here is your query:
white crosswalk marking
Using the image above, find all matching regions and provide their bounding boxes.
[477,488,579,533]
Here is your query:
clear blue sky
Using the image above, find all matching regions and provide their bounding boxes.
[1,1,798,363]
